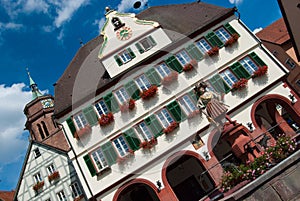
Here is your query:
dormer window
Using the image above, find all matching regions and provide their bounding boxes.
[135,36,157,54]
[114,48,136,66]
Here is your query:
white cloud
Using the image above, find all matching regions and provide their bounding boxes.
[23,0,49,13]
[253,27,263,34]
[94,17,106,35]
[229,0,243,5]
[0,22,23,31]
[0,83,31,164]
[117,0,148,13]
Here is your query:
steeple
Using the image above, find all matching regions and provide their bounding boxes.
[27,69,43,100]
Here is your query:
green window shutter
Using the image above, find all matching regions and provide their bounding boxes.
[166,101,186,122]
[127,48,136,59]
[188,91,198,104]
[124,128,141,151]
[145,115,163,137]
[124,81,140,100]
[103,93,119,113]
[114,55,123,66]
[135,43,144,54]
[249,52,266,66]
[230,62,251,79]
[209,74,231,94]
[224,23,239,36]
[165,56,183,73]
[148,35,157,46]
[186,44,203,61]
[83,106,98,126]
[102,142,117,166]
[206,32,224,48]
[66,117,76,137]
[83,154,96,177]
[145,68,161,86]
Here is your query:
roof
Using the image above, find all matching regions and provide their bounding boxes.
[256,18,290,45]
[54,2,235,118]
[0,191,15,201]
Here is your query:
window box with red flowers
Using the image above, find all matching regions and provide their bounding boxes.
[187,110,200,119]
[74,194,84,201]
[140,85,158,100]
[98,113,114,127]
[33,181,44,192]
[224,33,239,47]
[117,149,135,164]
[163,122,179,134]
[120,99,136,112]
[252,66,268,78]
[139,138,158,149]
[74,125,92,139]
[232,78,248,91]
[161,71,178,86]
[183,59,197,72]
[48,171,60,182]
[206,46,219,57]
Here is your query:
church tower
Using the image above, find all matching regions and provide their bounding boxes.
[24,71,69,151]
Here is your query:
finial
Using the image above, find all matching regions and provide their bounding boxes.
[105,7,110,12]
[26,68,43,100]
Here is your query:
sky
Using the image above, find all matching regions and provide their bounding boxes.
[0,0,282,191]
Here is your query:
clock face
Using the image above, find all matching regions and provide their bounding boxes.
[41,99,54,108]
[116,26,132,41]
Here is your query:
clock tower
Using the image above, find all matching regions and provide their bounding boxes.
[24,71,69,151]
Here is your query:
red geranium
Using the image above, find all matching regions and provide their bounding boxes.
[207,46,219,57]
[48,171,60,182]
[140,85,158,100]
[74,125,92,139]
[163,122,179,134]
[98,113,114,126]
[139,138,158,149]
[232,78,248,91]
[252,66,268,78]
[33,181,44,192]
[224,33,239,47]
[183,59,197,72]
[120,99,136,112]
[161,71,178,86]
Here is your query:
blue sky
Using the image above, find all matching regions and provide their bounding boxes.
[0,0,282,191]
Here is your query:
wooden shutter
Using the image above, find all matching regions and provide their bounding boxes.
[205,32,224,48]
[103,93,119,113]
[124,81,140,100]
[148,35,157,46]
[114,55,123,66]
[135,43,144,54]
[249,52,266,66]
[230,62,251,79]
[209,74,231,94]
[165,56,183,73]
[127,48,136,59]
[66,117,76,137]
[145,115,163,137]
[124,128,141,151]
[224,23,239,36]
[102,142,117,166]
[166,101,186,122]
[145,68,161,86]
[186,44,203,61]
[83,154,96,177]
[83,106,98,126]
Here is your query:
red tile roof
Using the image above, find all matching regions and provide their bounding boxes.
[256,18,290,45]
[0,190,15,201]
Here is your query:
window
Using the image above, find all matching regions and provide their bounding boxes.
[119,50,132,63]
[47,164,56,175]
[91,148,108,172]
[135,36,157,53]
[156,109,174,128]
[94,99,109,117]
[175,50,192,66]
[155,63,171,78]
[34,148,41,158]
[135,122,153,141]
[113,135,129,157]
[114,87,130,105]
[220,69,238,87]
[70,182,82,198]
[285,58,296,69]
[135,74,151,91]
[240,56,259,74]
[73,113,88,129]
[45,199,51,201]
[57,190,67,201]
[214,27,231,43]
[114,48,136,66]
[195,38,212,54]
[297,80,300,87]
[178,95,197,116]
[33,172,43,183]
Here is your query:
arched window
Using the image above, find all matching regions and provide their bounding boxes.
[42,121,50,137]
[37,124,45,139]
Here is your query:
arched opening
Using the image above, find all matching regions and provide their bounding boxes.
[42,121,50,137]
[165,154,214,201]
[116,183,159,201]
[37,124,45,139]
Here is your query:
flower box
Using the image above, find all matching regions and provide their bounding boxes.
[48,171,60,182]
[74,125,92,139]
[99,113,114,127]
[224,33,239,47]
[183,59,197,72]
[74,194,84,201]
[33,181,44,192]
[116,149,135,164]
[252,66,268,78]
[232,78,248,91]
[140,85,158,100]
[139,138,158,149]
[120,99,136,112]
[206,46,219,57]
[187,110,200,119]
[161,71,178,86]
[163,122,179,134]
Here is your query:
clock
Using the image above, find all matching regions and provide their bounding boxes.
[41,99,54,108]
[116,26,132,41]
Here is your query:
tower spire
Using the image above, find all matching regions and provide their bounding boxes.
[27,68,43,100]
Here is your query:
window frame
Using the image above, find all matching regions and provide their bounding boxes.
[175,49,192,66]
[47,164,56,175]
[90,147,109,172]
[156,108,175,128]
[155,63,171,79]
[70,182,82,198]
[134,74,152,91]
[112,135,130,157]
[178,94,198,116]
[33,172,43,183]
[94,99,109,117]
[34,148,41,158]
[285,58,296,69]
[195,38,212,54]
[113,87,130,105]
[56,190,67,201]
[214,27,231,43]
[118,49,132,63]
[135,121,154,142]
[239,56,259,74]
[220,69,239,88]
[73,112,88,130]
